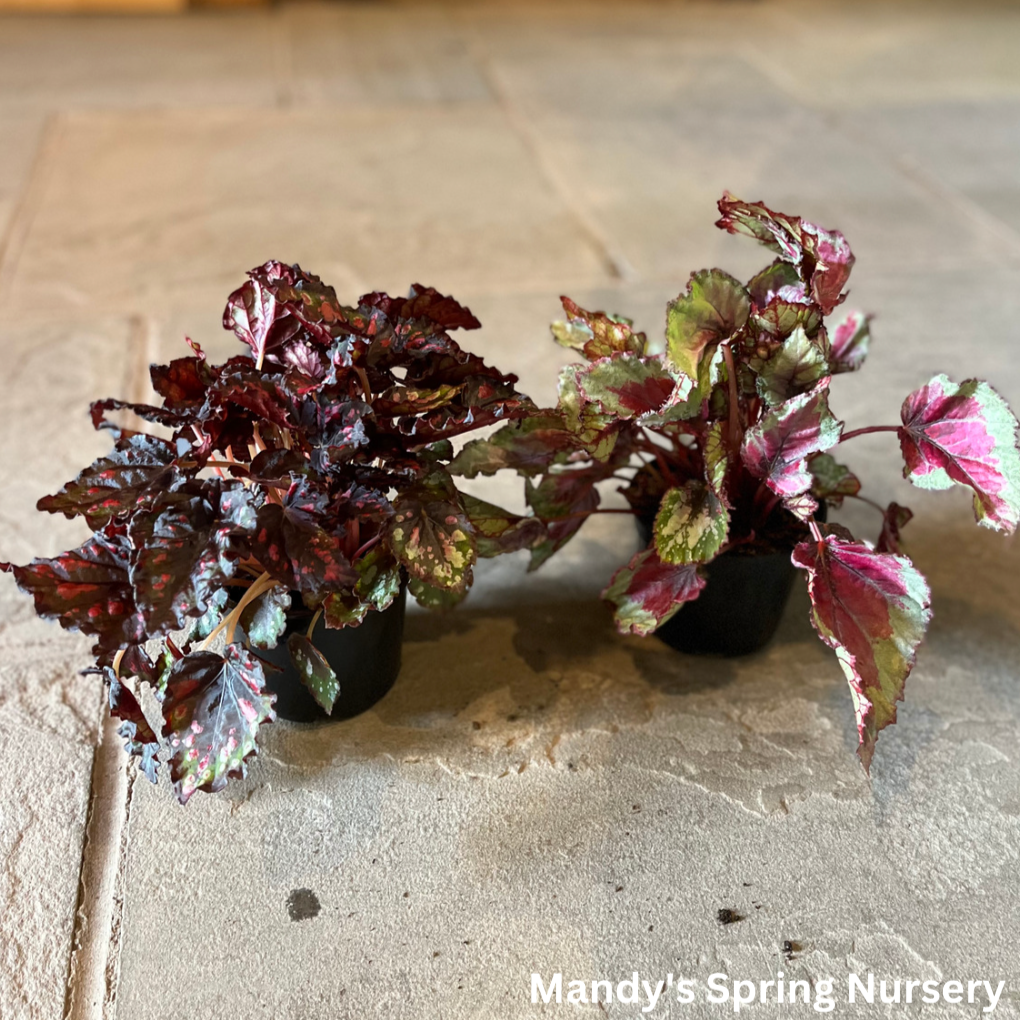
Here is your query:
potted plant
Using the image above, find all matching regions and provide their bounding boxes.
[1,262,545,803]
[452,194,1020,769]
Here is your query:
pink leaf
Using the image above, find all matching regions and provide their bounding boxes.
[793,536,931,771]
[900,374,1020,534]
[741,383,843,504]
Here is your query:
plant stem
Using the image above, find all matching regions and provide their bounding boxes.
[306,607,323,640]
[846,492,888,516]
[809,519,824,543]
[721,342,741,454]
[202,571,276,650]
[112,648,125,679]
[839,425,901,443]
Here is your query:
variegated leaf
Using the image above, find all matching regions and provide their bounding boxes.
[551,296,646,360]
[807,452,861,507]
[793,536,932,771]
[900,374,1020,533]
[287,633,340,713]
[161,644,276,804]
[753,327,829,406]
[666,269,750,378]
[654,482,729,565]
[828,309,871,374]
[602,548,705,637]
[741,384,843,501]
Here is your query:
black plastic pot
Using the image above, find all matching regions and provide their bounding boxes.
[252,587,407,722]
[636,517,812,657]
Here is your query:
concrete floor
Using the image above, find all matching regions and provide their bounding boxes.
[2,2,1020,1018]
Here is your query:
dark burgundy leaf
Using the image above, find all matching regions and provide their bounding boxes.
[37,434,177,528]
[161,644,275,804]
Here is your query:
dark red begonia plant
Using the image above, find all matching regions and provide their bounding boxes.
[2,264,544,803]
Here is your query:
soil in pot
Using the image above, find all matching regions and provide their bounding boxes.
[636,506,825,657]
[251,587,407,722]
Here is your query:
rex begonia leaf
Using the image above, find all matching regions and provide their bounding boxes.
[638,345,725,427]
[716,193,855,314]
[828,309,871,373]
[108,676,160,783]
[287,633,340,714]
[36,434,177,528]
[224,262,350,365]
[792,535,932,770]
[574,354,675,419]
[322,547,401,629]
[525,467,601,571]
[751,298,822,341]
[360,284,481,333]
[899,374,1020,533]
[807,452,861,507]
[654,482,729,565]
[460,494,547,558]
[556,368,620,459]
[877,502,914,555]
[747,260,804,307]
[150,355,214,409]
[1,531,146,655]
[128,486,253,633]
[703,421,730,498]
[450,415,577,479]
[188,588,232,642]
[551,296,646,360]
[602,547,705,637]
[408,575,468,611]
[665,269,750,378]
[754,328,830,406]
[741,383,843,502]
[239,587,292,649]
[161,643,275,804]
[253,479,357,593]
[388,474,476,591]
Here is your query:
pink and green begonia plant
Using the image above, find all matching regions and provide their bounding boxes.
[452,193,1020,770]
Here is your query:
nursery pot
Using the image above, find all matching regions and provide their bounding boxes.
[635,513,821,657]
[252,587,407,722]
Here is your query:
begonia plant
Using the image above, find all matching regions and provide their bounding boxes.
[2,263,544,803]
[452,194,1020,769]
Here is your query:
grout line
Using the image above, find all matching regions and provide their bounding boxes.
[462,30,638,285]
[63,712,132,1020]
[0,112,64,313]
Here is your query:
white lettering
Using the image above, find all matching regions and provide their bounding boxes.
[642,979,665,1013]
[531,973,560,1004]
[848,973,874,1004]
[944,980,964,1004]
[617,972,639,1005]
[676,978,696,1004]
[985,981,1006,1013]
[706,973,730,1004]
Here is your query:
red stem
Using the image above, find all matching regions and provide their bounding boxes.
[721,342,741,454]
[839,425,901,443]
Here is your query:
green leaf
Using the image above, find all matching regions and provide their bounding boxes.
[449,415,577,479]
[460,494,547,558]
[665,269,750,378]
[793,536,931,771]
[654,482,729,565]
[703,421,729,497]
[754,327,830,406]
[638,345,725,427]
[808,453,860,507]
[322,547,402,629]
[388,472,476,591]
[188,588,233,642]
[287,633,340,714]
[239,587,292,649]
[408,575,468,611]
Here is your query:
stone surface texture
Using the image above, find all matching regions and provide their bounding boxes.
[1,3,1019,1019]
